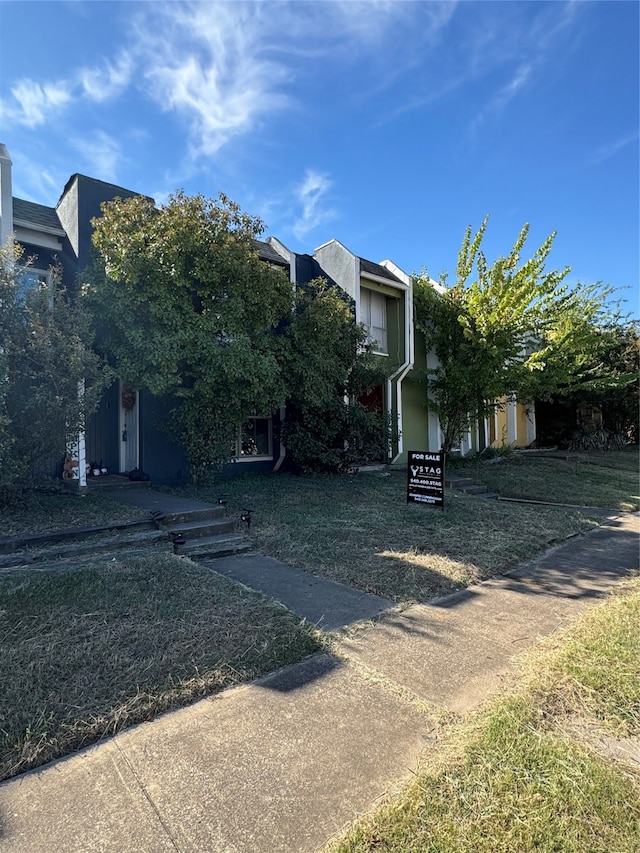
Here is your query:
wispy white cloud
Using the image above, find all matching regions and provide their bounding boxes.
[133,2,292,158]
[467,1,584,137]
[588,131,640,166]
[78,53,133,102]
[132,0,426,160]
[0,0,427,171]
[292,170,335,239]
[71,130,122,183]
[0,53,132,129]
[0,78,73,127]
[470,62,533,135]
[8,149,69,204]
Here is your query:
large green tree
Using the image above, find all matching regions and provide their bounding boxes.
[0,244,109,497]
[278,278,391,473]
[87,191,293,481]
[414,217,630,453]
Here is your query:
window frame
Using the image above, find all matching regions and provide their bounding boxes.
[17,266,52,304]
[233,415,273,462]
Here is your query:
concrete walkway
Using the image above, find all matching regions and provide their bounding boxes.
[103,485,218,516]
[0,511,637,852]
[211,554,394,631]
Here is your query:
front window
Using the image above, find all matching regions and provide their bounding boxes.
[235,416,273,460]
[361,288,388,354]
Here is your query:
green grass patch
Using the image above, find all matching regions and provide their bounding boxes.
[180,472,598,602]
[326,581,640,853]
[469,448,639,510]
[0,553,322,781]
[536,577,640,736]
[1,491,145,537]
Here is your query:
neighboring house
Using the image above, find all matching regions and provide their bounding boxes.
[407,272,537,457]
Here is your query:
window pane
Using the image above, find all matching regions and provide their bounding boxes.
[370,291,385,327]
[361,289,387,353]
[240,417,271,457]
[17,269,48,303]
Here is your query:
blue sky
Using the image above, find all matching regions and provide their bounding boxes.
[1,1,638,310]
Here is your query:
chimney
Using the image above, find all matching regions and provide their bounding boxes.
[0,143,13,248]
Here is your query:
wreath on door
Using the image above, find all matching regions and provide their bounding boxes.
[121,387,136,412]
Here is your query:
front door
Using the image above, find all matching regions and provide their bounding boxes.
[119,384,139,473]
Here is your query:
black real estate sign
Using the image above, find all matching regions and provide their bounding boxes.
[407,450,445,508]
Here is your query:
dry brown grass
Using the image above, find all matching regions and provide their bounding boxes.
[0,553,322,781]
[188,472,599,602]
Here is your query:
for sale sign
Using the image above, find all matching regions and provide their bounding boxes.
[407,450,445,508]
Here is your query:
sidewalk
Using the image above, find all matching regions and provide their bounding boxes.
[0,511,637,852]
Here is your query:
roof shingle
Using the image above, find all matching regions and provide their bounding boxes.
[359,257,402,283]
[13,198,64,234]
[254,239,289,267]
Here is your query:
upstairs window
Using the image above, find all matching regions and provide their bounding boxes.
[17,268,51,303]
[361,288,387,354]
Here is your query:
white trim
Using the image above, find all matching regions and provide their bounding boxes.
[526,402,537,445]
[361,270,409,291]
[13,219,65,237]
[0,144,13,248]
[273,405,287,471]
[14,225,64,251]
[506,394,518,444]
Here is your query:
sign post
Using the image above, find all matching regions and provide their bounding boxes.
[407,450,445,509]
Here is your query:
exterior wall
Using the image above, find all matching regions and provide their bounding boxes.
[311,240,412,464]
[54,179,81,288]
[56,174,147,290]
[139,390,189,484]
[313,241,359,301]
[85,381,120,474]
[524,401,537,445]
[490,397,535,448]
[398,374,429,459]
[493,404,508,447]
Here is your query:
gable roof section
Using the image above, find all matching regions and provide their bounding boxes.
[57,173,153,207]
[359,257,402,284]
[13,197,65,235]
[254,239,289,267]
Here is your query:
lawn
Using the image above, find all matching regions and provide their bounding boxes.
[182,471,599,602]
[1,450,633,782]
[0,553,322,781]
[325,578,640,853]
[468,448,639,511]
[1,490,145,537]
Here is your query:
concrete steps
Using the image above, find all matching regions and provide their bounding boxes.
[0,504,250,571]
[176,534,251,559]
[0,529,171,572]
[155,507,251,559]
[445,475,499,500]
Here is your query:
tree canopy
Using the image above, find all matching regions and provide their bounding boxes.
[87,192,389,479]
[278,278,390,473]
[0,244,109,497]
[414,217,635,453]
